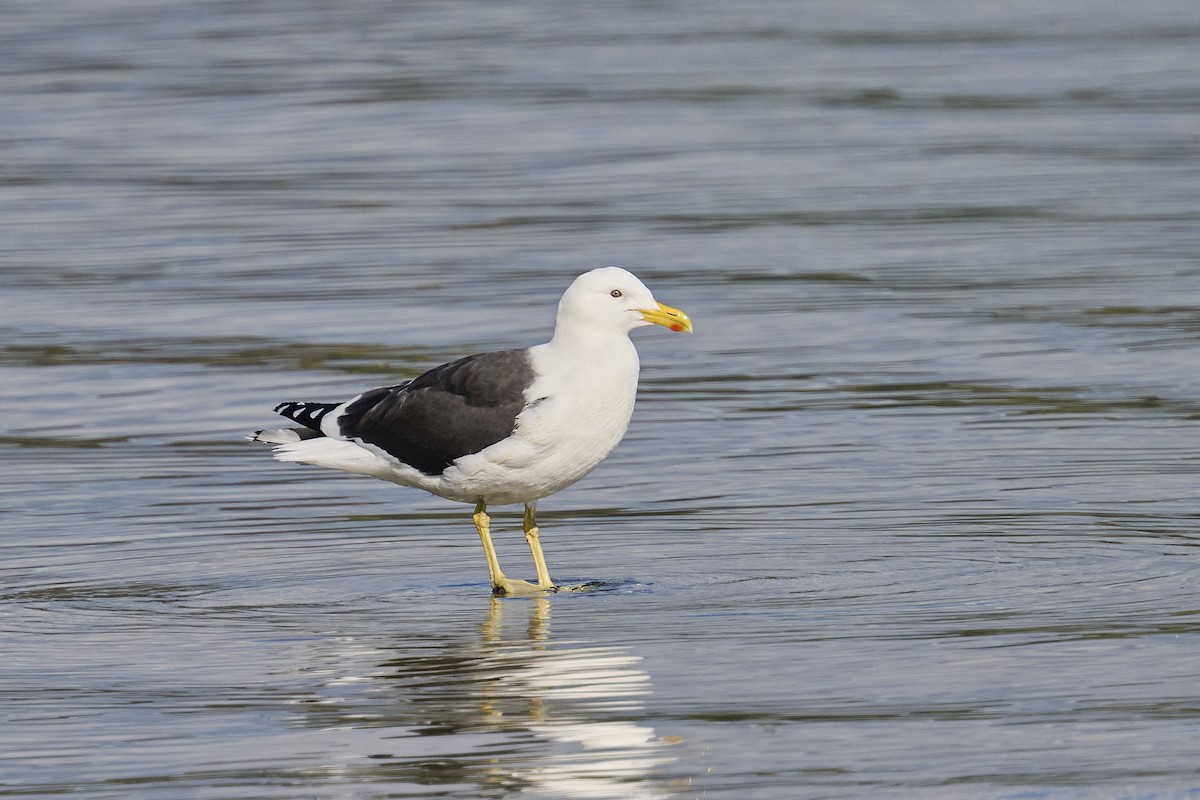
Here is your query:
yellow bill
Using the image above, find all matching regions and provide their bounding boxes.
[639,302,693,333]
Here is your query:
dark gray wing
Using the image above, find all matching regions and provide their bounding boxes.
[336,349,536,476]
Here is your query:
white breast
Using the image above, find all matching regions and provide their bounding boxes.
[439,336,641,505]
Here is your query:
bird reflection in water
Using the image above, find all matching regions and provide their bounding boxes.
[347,597,680,799]
[473,597,677,798]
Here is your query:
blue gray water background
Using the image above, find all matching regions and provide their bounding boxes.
[3,1,1200,797]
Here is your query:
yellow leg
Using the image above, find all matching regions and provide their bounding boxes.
[473,499,538,596]
[473,500,504,590]
[524,502,556,590]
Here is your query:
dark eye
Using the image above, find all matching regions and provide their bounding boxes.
[610,289,622,298]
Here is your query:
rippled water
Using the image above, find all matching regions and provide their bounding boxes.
[3,1,1200,797]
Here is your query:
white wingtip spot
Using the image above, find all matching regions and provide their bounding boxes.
[248,428,303,444]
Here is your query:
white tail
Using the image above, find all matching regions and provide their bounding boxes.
[247,428,304,444]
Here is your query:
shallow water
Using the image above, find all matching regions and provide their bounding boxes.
[3,1,1200,798]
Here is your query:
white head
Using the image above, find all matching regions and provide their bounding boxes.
[554,266,693,339]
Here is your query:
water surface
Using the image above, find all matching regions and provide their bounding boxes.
[3,1,1200,798]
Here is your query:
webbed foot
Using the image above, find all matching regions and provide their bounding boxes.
[553,580,607,593]
[492,577,559,596]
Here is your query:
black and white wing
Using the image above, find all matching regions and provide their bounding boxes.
[273,349,537,476]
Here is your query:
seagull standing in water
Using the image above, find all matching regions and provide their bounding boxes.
[249,267,693,595]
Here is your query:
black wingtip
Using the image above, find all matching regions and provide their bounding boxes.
[274,400,341,432]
